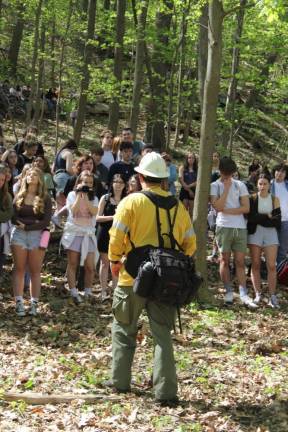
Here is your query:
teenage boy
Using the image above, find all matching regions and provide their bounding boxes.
[108,141,135,184]
[271,164,288,264]
[210,157,257,308]
[91,147,109,190]
[121,127,144,158]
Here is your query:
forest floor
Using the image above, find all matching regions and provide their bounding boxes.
[1,118,288,431]
[0,236,288,432]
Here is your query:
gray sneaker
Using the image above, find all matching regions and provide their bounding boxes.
[224,291,234,304]
[29,301,38,316]
[16,300,26,317]
[268,295,280,309]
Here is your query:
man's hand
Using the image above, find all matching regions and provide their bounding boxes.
[223,177,232,191]
[111,262,122,278]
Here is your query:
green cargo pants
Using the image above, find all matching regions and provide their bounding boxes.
[112,285,177,400]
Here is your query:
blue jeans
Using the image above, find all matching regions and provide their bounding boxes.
[277,221,288,264]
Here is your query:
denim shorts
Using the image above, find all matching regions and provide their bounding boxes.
[248,225,279,248]
[66,236,95,253]
[10,227,42,250]
[53,171,70,193]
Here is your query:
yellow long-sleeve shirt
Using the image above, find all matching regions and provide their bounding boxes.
[108,186,197,286]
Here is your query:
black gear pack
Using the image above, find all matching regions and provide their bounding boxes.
[125,191,202,330]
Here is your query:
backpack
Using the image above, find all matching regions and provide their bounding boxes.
[125,191,202,311]
[277,258,288,285]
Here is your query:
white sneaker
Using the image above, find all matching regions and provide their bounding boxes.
[224,291,234,304]
[16,300,26,317]
[254,293,261,304]
[240,295,258,309]
[29,301,38,316]
[268,295,280,309]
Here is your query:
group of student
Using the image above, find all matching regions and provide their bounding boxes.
[0,121,286,315]
[210,155,288,309]
[0,125,188,316]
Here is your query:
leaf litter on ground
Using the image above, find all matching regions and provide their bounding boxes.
[0,207,288,431]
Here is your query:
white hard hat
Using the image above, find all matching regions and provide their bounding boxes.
[135,151,169,178]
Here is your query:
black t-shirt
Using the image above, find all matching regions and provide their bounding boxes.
[108,161,135,184]
[16,154,35,173]
[14,140,44,157]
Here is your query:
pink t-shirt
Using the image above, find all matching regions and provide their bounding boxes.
[66,191,98,228]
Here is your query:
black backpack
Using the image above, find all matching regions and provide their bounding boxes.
[125,191,202,311]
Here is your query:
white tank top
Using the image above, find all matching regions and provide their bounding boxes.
[258,193,273,214]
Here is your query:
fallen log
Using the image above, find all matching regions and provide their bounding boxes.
[2,391,122,405]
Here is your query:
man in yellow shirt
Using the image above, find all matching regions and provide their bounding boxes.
[108,152,196,406]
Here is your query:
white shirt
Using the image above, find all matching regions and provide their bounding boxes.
[210,179,248,229]
[258,194,273,214]
[274,182,288,221]
[101,150,115,169]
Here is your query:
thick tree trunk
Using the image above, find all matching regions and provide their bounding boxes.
[74,0,97,144]
[108,0,126,135]
[198,4,208,112]
[55,0,74,153]
[129,0,149,136]
[146,0,173,150]
[174,0,191,148]
[33,23,46,126]
[73,0,97,144]
[50,10,56,88]
[224,0,246,153]
[193,0,224,303]
[8,4,25,77]
[26,0,43,125]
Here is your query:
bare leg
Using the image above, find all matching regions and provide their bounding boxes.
[219,251,231,284]
[66,250,80,289]
[27,248,45,299]
[234,251,247,288]
[249,245,262,295]
[11,245,28,297]
[84,252,95,289]
[263,245,278,295]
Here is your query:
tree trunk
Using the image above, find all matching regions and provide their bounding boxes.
[129,0,149,136]
[73,0,97,144]
[26,0,43,124]
[198,3,208,112]
[193,0,224,304]
[55,0,74,153]
[146,0,173,150]
[224,0,246,154]
[182,67,197,145]
[108,0,126,135]
[33,23,46,126]
[8,4,25,77]
[174,0,191,148]
[50,9,56,88]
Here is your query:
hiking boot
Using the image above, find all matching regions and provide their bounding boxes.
[29,301,38,316]
[15,300,26,317]
[240,295,258,309]
[155,397,180,408]
[268,294,280,309]
[102,380,130,394]
[224,291,234,304]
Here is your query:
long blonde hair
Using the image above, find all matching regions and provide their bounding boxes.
[15,167,47,214]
